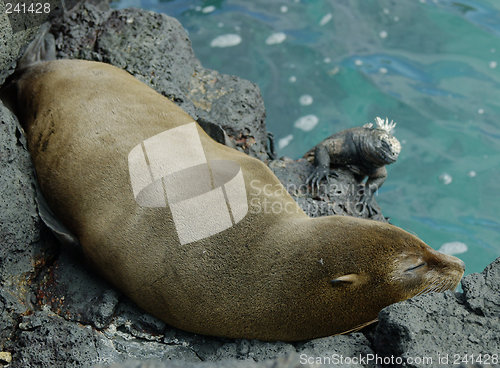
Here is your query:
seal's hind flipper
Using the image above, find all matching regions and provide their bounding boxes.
[35,184,81,250]
[0,23,56,112]
[17,23,56,70]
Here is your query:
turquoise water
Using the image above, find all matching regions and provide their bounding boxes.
[111,0,500,277]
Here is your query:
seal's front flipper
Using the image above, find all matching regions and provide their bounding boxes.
[267,132,277,160]
[197,119,237,149]
[35,184,81,250]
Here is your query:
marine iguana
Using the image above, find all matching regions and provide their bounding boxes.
[304,117,401,214]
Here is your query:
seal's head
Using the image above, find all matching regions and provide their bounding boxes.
[388,238,465,299]
[298,216,466,338]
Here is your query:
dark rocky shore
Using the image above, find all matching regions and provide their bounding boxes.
[0,2,499,367]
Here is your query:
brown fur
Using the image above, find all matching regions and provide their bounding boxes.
[8,60,465,341]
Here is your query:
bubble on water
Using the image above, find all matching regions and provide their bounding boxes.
[379,30,388,39]
[327,66,340,76]
[394,16,399,21]
[324,57,331,63]
[489,61,497,69]
[202,5,216,13]
[299,95,313,106]
[383,8,390,14]
[294,115,319,132]
[289,76,297,83]
[354,59,363,66]
[280,5,288,13]
[379,67,388,74]
[210,34,242,48]
[319,13,332,26]
[438,173,452,185]
[438,242,468,256]
[467,170,476,177]
[278,134,294,149]
[478,108,484,114]
[266,32,286,45]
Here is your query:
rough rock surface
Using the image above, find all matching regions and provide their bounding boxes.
[0,100,60,353]
[0,0,110,85]
[0,7,38,86]
[0,2,499,368]
[50,2,269,162]
[269,158,386,222]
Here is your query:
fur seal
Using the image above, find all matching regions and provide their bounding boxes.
[1,30,465,341]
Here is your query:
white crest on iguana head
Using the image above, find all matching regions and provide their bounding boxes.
[375,117,396,133]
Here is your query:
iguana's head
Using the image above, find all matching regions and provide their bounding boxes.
[363,117,401,165]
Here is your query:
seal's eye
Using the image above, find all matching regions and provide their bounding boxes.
[405,262,427,272]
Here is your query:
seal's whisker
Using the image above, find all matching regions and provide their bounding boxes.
[431,279,448,293]
[437,280,451,292]
[415,277,450,297]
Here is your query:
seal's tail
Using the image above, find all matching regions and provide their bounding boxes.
[17,23,56,70]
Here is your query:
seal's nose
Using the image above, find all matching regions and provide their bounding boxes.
[433,247,466,271]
